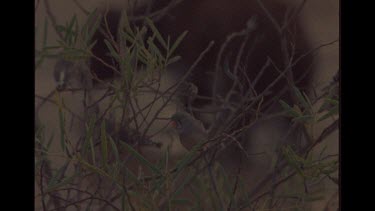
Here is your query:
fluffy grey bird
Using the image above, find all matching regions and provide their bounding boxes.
[169,111,208,151]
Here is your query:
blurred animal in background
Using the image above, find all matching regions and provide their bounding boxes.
[75,0,318,179]
[35,0,338,209]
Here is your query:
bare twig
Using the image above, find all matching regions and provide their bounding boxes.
[40,162,47,211]
[204,155,224,210]
[48,196,121,211]
[72,0,89,15]
[130,0,184,22]
[256,0,282,34]
[43,0,64,40]
[213,30,247,100]
[227,152,243,210]
[35,94,85,122]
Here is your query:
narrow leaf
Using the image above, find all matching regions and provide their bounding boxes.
[43,18,48,47]
[145,18,167,49]
[101,121,108,170]
[166,56,181,66]
[104,39,120,61]
[318,106,338,122]
[57,105,66,153]
[108,136,120,166]
[120,141,162,175]
[293,86,309,110]
[169,31,188,56]
[47,161,69,187]
[279,100,301,118]
[77,156,112,179]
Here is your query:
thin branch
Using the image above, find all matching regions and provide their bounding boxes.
[40,162,47,211]
[204,155,224,210]
[213,30,247,100]
[72,0,89,15]
[227,152,243,210]
[256,0,282,34]
[130,0,184,22]
[48,196,121,211]
[303,119,339,156]
[281,0,308,31]
[141,41,215,140]
[43,0,64,41]
[35,94,85,122]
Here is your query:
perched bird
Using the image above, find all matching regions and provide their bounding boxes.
[54,59,75,90]
[169,111,208,151]
[53,59,93,90]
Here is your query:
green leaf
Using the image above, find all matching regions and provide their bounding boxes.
[292,115,314,123]
[120,141,162,175]
[46,133,55,151]
[169,31,188,57]
[47,161,70,190]
[35,56,45,70]
[325,98,339,106]
[293,86,309,110]
[43,45,61,50]
[82,116,95,158]
[317,106,338,122]
[216,164,232,197]
[56,25,66,33]
[123,166,140,183]
[85,40,97,51]
[109,136,120,166]
[83,117,96,165]
[166,56,181,66]
[279,100,292,110]
[305,194,325,202]
[145,18,167,49]
[302,91,314,109]
[171,169,194,198]
[120,30,135,44]
[46,174,76,192]
[82,9,101,42]
[104,39,120,61]
[175,143,201,173]
[136,48,150,65]
[318,97,339,113]
[279,100,301,118]
[65,14,78,45]
[74,15,79,45]
[77,156,112,179]
[282,146,305,177]
[119,10,134,37]
[101,121,108,170]
[147,37,164,63]
[58,107,66,153]
[43,18,48,47]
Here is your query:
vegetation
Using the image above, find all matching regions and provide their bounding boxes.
[35,1,338,210]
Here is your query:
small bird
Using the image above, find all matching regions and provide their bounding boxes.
[54,59,75,90]
[53,59,93,90]
[169,111,208,151]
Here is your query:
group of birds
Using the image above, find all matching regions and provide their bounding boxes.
[52,58,209,153]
